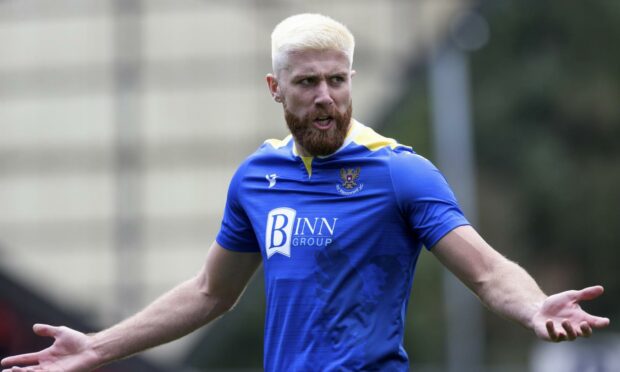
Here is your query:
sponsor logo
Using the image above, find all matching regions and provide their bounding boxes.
[265,173,278,188]
[337,167,364,195]
[265,207,338,259]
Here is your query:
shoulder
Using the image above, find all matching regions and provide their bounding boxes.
[346,122,451,200]
[348,120,413,154]
[228,134,294,186]
[347,120,429,170]
[236,134,294,169]
[345,120,437,178]
[388,151,456,204]
[242,134,295,164]
[389,151,440,177]
[262,134,294,152]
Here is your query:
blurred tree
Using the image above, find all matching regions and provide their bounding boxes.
[381,0,620,368]
[472,0,620,307]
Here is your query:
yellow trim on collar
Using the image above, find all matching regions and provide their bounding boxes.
[301,156,313,178]
[265,135,292,149]
[352,124,408,151]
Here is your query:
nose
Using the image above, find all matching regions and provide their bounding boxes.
[314,81,334,106]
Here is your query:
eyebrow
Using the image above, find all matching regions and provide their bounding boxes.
[291,71,348,80]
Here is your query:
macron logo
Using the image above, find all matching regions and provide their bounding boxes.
[266,173,278,188]
[265,208,296,258]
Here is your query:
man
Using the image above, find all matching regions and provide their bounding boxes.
[1,13,609,372]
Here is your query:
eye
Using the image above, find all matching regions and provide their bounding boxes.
[298,77,316,86]
[329,76,346,85]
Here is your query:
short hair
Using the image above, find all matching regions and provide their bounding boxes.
[271,13,355,74]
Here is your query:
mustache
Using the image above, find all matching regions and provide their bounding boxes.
[282,101,339,121]
[304,109,337,121]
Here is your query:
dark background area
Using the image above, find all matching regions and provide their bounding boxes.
[383,0,620,367]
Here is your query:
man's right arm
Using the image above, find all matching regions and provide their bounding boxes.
[1,242,262,372]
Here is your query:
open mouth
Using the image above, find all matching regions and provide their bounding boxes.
[313,116,334,130]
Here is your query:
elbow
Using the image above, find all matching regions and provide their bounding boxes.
[469,259,505,298]
[216,294,239,314]
[195,281,239,316]
[473,258,514,301]
[203,291,239,318]
[470,272,492,298]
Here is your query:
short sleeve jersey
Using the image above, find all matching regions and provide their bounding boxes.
[216,120,469,372]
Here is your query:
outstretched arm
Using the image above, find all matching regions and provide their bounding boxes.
[1,242,262,372]
[432,225,610,342]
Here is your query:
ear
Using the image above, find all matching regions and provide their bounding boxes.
[351,69,357,78]
[266,73,282,103]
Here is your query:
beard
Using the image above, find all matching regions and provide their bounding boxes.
[284,103,353,157]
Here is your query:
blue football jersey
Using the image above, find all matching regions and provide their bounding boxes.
[216,120,469,371]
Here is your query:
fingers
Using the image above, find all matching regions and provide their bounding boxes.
[546,319,577,342]
[1,352,42,368]
[545,316,607,342]
[587,314,611,329]
[574,285,604,301]
[1,325,58,369]
[4,367,47,372]
[580,321,593,337]
[562,320,577,341]
[546,319,565,342]
[572,286,610,329]
[32,324,59,338]
[571,286,611,329]
[7,368,44,372]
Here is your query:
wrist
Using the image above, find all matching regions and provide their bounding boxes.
[524,297,546,330]
[87,332,116,368]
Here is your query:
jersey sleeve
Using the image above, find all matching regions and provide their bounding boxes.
[216,162,261,252]
[389,151,470,250]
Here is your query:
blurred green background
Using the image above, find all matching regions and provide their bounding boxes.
[195,1,620,370]
[377,1,618,369]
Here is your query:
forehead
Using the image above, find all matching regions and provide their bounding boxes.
[281,49,351,77]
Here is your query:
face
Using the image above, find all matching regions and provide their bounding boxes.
[267,49,354,156]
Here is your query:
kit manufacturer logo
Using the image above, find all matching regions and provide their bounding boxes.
[265,173,278,188]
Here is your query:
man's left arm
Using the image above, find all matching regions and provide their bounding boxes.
[432,225,610,342]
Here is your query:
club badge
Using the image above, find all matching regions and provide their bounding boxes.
[337,167,364,195]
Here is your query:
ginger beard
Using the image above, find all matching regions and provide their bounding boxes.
[284,102,353,157]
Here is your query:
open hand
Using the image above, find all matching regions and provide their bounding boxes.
[1,324,99,372]
[531,285,610,342]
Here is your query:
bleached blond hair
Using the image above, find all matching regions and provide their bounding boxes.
[271,13,355,74]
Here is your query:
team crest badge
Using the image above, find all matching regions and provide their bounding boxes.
[337,167,364,195]
[340,167,360,189]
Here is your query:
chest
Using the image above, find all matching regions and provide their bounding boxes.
[240,158,403,261]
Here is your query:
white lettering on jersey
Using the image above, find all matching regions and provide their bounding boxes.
[265,208,338,259]
[265,207,296,258]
